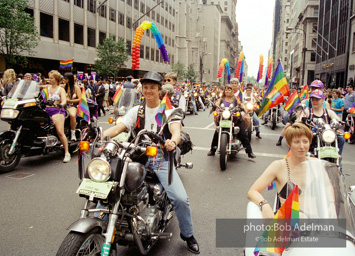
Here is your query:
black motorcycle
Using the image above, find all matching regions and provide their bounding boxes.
[0,80,95,173]
[57,113,193,255]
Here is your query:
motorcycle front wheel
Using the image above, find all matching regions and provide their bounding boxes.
[56,231,105,256]
[0,138,21,173]
[220,133,228,171]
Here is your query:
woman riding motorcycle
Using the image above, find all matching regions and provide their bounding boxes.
[207,84,256,158]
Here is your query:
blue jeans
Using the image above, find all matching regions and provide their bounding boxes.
[252,112,260,133]
[145,152,194,238]
[191,97,197,113]
[198,96,205,110]
[338,135,345,156]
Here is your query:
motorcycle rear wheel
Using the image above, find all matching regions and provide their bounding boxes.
[0,138,21,173]
[56,231,105,256]
[220,133,228,171]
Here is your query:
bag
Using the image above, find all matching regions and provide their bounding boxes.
[178,131,193,155]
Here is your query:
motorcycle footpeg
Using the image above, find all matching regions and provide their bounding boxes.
[151,232,172,240]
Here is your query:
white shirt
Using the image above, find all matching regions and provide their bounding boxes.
[178,95,186,111]
[122,105,180,132]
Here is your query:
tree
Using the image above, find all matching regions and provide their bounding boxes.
[171,61,185,81]
[0,0,39,68]
[95,35,128,77]
[185,63,197,83]
[247,76,257,85]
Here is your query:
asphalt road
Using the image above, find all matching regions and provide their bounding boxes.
[0,108,354,256]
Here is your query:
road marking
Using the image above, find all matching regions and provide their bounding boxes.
[204,122,215,129]
[6,172,34,180]
[192,146,355,165]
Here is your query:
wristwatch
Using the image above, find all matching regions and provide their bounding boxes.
[258,199,269,211]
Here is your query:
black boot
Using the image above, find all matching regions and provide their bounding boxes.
[276,136,283,146]
[180,234,200,254]
[248,152,256,158]
[207,149,215,156]
[256,132,262,139]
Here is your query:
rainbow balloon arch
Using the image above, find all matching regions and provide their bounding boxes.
[131,21,169,70]
[217,58,231,84]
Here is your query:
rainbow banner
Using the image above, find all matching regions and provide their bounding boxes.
[256,55,264,82]
[239,56,245,82]
[284,90,301,114]
[77,88,90,123]
[235,52,244,79]
[41,87,49,103]
[137,87,142,94]
[217,58,231,84]
[349,102,355,114]
[60,58,73,69]
[155,93,173,127]
[300,84,309,100]
[254,186,299,256]
[236,88,243,103]
[132,21,168,70]
[112,87,123,104]
[195,82,201,87]
[264,58,273,86]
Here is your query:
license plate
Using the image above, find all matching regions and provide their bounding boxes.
[3,99,18,108]
[319,147,339,159]
[220,120,232,128]
[76,179,113,199]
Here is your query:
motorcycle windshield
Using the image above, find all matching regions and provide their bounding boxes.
[116,88,136,109]
[286,159,355,236]
[7,80,40,101]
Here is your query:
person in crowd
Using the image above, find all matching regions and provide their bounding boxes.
[207,84,256,158]
[331,89,344,120]
[343,84,355,143]
[164,72,186,111]
[103,78,110,110]
[46,70,70,163]
[160,83,175,101]
[2,68,17,96]
[95,81,106,116]
[303,80,330,109]
[123,75,135,89]
[63,72,81,141]
[103,71,200,254]
[24,73,32,81]
[243,83,262,139]
[247,123,315,219]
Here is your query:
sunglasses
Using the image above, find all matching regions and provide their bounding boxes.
[164,79,172,82]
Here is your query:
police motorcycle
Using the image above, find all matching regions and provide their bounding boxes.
[0,80,95,173]
[209,100,244,170]
[245,160,355,256]
[56,109,193,256]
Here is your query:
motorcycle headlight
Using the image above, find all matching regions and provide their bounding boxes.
[1,109,19,119]
[219,93,223,97]
[222,110,231,119]
[184,93,189,98]
[87,158,111,182]
[212,92,216,97]
[194,92,198,97]
[321,129,336,143]
[246,102,253,111]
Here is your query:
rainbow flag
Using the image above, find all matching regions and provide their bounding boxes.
[349,102,355,114]
[240,56,245,82]
[60,58,73,69]
[155,93,173,127]
[77,88,90,123]
[112,87,123,104]
[187,82,191,86]
[41,87,49,103]
[204,89,209,98]
[254,186,299,256]
[195,82,201,87]
[284,90,301,114]
[258,61,290,117]
[237,88,243,102]
[137,87,142,94]
[300,85,309,100]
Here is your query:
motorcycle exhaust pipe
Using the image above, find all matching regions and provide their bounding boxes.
[151,232,172,240]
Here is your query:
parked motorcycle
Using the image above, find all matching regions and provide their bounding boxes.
[57,112,193,255]
[0,80,95,173]
[210,100,243,170]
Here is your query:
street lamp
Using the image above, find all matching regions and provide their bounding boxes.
[286,26,306,87]
[200,52,211,83]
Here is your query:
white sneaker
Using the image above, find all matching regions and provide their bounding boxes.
[71,133,77,141]
[63,153,71,163]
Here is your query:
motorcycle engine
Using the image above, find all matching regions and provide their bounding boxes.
[137,204,162,235]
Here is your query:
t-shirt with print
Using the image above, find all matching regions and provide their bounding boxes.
[331,98,344,114]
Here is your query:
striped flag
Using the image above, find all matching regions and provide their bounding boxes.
[300,85,309,100]
[77,88,90,123]
[41,87,49,103]
[112,87,123,104]
[60,59,73,69]
[284,90,301,114]
[155,93,173,127]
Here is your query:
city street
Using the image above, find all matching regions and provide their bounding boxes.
[0,109,355,256]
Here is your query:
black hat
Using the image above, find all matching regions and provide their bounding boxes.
[140,71,163,85]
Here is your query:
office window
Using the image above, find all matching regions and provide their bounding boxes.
[74,23,84,44]
[285,49,287,54]
[146,29,150,37]
[74,0,84,7]
[165,35,167,44]
[87,0,96,13]
[151,48,155,61]
[25,8,34,17]
[312,24,318,33]
[161,2,164,9]
[126,40,131,55]
[59,18,69,41]
[161,17,164,25]
[40,13,53,38]
[99,32,106,45]
[224,7,227,11]
[109,8,116,22]
[285,42,288,46]
[146,46,149,59]
[87,27,95,47]
[173,9,175,16]
[171,55,174,64]
[172,39,174,46]
[286,19,289,23]
[314,7,318,16]
[165,4,168,11]
[169,6,172,14]
[353,33,355,52]
[312,38,317,48]
[119,12,124,25]
[172,24,175,32]
[152,10,155,20]
[126,16,131,28]
[156,13,160,23]
[311,52,316,62]
[140,3,145,13]
[127,0,132,6]
[134,0,139,10]
[99,5,106,17]
[140,46,144,58]
[111,35,116,41]
[165,19,168,28]
[284,57,287,62]
[147,7,150,17]
[169,21,171,30]
[156,49,159,62]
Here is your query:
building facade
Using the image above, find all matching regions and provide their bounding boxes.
[347,1,355,84]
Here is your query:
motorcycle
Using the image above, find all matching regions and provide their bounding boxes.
[244,97,259,142]
[183,91,195,114]
[113,88,138,122]
[210,100,243,170]
[245,159,355,256]
[57,111,193,255]
[267,104,283,130]
[0,80,96,173]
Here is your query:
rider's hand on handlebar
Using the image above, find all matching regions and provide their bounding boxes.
[164,139,177,152]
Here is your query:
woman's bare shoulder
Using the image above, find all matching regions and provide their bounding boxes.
[266,159,285,172]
